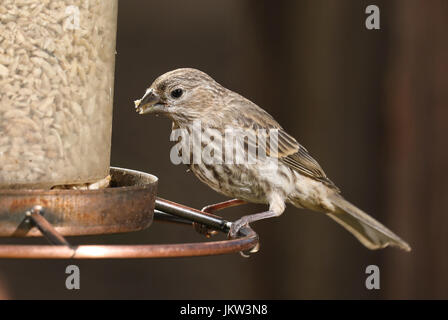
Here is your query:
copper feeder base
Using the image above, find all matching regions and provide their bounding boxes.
[0,167,158,237]
[0,167,258,258]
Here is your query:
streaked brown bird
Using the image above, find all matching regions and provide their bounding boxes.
[135,68,411,251]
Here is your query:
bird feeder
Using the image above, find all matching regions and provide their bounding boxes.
[0,1,259,258]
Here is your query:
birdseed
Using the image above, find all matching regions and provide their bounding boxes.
[0,0,118,189]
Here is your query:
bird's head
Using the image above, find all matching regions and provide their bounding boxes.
[135,68,224,124]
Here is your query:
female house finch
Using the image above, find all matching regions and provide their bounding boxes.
[135,68,410,251]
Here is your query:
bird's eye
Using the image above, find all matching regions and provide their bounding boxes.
[170,88,183,99]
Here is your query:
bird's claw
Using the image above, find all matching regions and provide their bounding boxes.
[228,218,260,257]
[228,219,247,239]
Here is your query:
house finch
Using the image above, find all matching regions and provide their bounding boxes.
[135,68,411,251]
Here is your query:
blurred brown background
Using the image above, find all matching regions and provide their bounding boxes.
[0,0,447,299]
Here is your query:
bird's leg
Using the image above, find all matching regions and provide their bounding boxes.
[194,199,247,237]
[230,195,285,238]
[229,209,283,257]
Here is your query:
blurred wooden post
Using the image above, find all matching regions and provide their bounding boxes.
[384,0,448,299]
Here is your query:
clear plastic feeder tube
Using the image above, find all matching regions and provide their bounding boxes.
[0,0,118,189]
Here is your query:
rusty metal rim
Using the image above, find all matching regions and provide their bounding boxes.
[0,232,258,259]
[0,235,258,259]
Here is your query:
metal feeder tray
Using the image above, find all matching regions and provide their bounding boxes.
[0,167,258,259]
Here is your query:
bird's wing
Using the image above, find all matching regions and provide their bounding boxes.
[226,96,339,191]
[278,135,339,191]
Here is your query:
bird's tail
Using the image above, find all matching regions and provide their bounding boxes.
[325,194,411,251]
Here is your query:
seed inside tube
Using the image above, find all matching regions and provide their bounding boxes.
[0,0,118,189]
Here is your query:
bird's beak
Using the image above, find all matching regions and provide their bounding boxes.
[134,88,164,115]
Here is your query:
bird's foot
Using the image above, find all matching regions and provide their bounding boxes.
[193,199,246,238]
[229,217,249,238]
[228,210,280,256]
[229,218,260,257]
[229,210,278,238]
